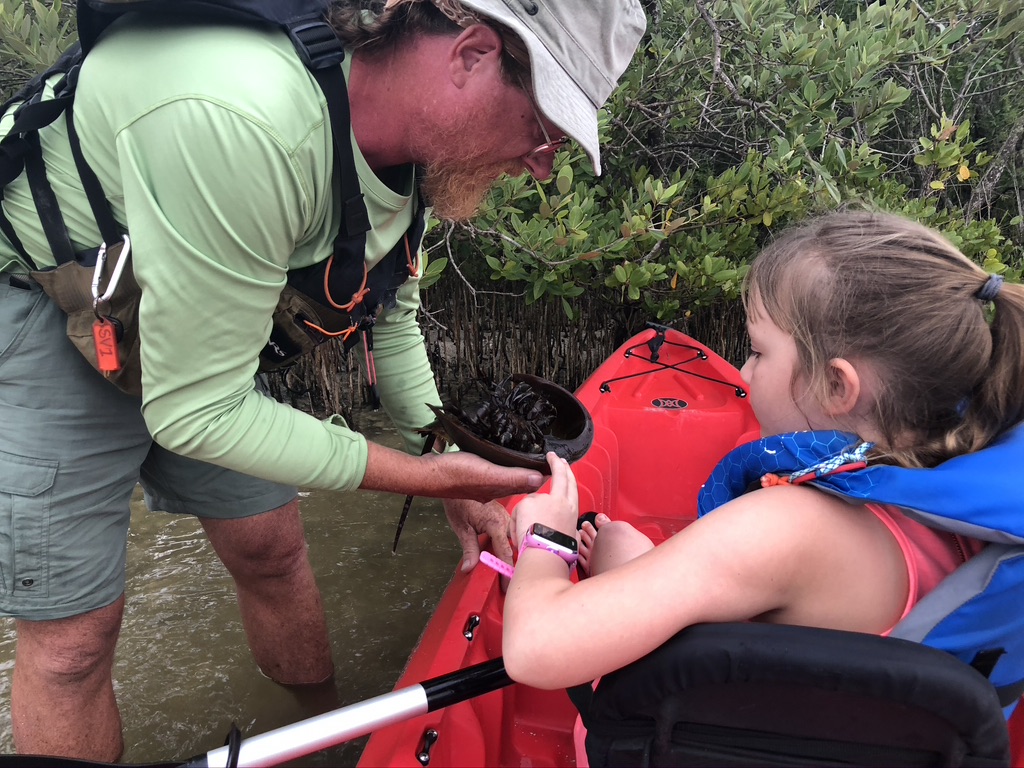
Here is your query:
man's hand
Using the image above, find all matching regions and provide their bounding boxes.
[443,498,515,573]
[361,442,544,501]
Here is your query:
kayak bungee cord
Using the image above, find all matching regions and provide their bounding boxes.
[599,322,748,397]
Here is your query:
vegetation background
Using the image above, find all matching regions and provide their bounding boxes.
[2,0,1022,418]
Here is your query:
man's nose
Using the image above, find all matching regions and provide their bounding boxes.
[523,153,555,181]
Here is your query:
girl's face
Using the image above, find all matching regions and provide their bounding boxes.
[740,299,825,437]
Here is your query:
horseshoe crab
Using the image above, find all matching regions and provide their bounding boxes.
[427,374,594,473]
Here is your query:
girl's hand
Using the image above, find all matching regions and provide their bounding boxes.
[510,452,579,548]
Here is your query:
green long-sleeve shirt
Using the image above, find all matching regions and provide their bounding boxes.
[0,18,442,490]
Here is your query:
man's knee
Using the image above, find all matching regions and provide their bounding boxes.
[16,598,124,683]
[202,500,312,581]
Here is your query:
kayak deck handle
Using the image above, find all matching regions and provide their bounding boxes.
[417,728,438,766]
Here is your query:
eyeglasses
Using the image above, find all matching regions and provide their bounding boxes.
[517,74,569,162]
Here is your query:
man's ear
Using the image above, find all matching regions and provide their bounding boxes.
[448,24,504,88]
[824,358,861,417]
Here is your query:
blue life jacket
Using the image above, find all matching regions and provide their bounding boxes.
[697,423,1024,712]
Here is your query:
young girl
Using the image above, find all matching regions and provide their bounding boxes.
[501,210,1024,693]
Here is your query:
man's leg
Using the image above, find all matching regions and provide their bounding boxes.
[12,597,125,761]
[139,372,332,687]
[201,500,334,684]
[1,282,149,760]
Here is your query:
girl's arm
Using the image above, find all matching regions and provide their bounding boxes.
[502,455,908,689]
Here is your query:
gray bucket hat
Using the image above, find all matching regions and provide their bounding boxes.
[455,0,646,175]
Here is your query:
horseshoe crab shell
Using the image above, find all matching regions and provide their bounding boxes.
[428,374,594,473]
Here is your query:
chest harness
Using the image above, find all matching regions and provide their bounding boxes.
[0,0,424,397]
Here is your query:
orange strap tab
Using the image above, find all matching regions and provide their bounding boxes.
[302,319,360,341]
[92,317,121,373]
[404,235,420,278]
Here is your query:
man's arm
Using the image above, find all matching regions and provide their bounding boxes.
[367,273,525,565]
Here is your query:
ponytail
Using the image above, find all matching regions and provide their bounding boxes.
[967,275,1024,448]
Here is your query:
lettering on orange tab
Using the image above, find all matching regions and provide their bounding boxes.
[92,318,121,373]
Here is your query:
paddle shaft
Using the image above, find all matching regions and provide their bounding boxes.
[185,657,510,767]
[0,658,511,768]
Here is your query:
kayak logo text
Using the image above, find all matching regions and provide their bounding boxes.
[651,397,688,409]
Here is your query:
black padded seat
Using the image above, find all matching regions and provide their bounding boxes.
[573,622,1010,767]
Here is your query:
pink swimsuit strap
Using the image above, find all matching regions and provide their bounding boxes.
[864,502,980,636]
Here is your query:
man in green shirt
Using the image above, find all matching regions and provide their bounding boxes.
[0,0,645,760]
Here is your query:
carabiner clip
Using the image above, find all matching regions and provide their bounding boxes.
[91,235,132,314]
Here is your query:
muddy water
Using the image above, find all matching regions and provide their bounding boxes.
[0,412,462,766]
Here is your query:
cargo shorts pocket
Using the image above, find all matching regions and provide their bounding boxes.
[0,283,46,368]
[0,450,57,597]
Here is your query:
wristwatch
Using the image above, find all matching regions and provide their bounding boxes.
[518,523,579,570]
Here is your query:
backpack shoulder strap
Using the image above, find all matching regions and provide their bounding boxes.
[0,46,83,267]
[76,0,337,58]
[76,0,369,243]
[3,0,370,274]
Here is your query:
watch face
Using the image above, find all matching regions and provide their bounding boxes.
[531,523,578,554]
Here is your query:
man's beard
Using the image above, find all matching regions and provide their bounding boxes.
[416,103,524,221]
[421,158,520,221]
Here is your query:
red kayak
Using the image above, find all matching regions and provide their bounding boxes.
[359,326,756,767]
[358,326,1024,768]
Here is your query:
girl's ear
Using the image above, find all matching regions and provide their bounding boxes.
[824,358,861,417]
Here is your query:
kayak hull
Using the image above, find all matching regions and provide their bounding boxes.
[358,326,759,767]
[358,325,1024,766]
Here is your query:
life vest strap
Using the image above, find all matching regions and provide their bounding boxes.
[994,678,1024,708]
[66,98,121,251]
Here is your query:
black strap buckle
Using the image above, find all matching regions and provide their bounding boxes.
[7,274,33,290]
[288,21,346,70]
[342,193,371,236]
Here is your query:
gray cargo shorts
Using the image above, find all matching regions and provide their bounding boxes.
[0,279,296,620]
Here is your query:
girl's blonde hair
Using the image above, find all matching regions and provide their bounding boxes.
[744,210,1024,468]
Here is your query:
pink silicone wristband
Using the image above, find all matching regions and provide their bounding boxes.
[479,551,515,579]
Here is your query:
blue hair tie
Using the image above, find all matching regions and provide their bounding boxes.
[977,274,1003,302]
[955,396,970,419]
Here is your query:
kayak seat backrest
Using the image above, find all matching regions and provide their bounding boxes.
[576,622,1010,767]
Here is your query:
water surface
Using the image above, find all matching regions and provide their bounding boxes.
[0,412,462,766]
